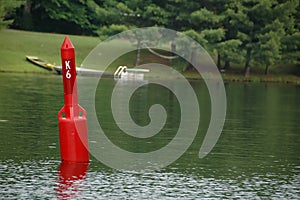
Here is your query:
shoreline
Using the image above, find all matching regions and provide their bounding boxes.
[184,71,300,85]
[0,29,298,85]
[1,70,299,85]
[223,74,300,85]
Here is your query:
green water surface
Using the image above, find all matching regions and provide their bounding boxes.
[0,73,299,199]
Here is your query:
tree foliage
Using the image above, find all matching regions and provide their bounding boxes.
[0,0,25,28]
[3,0,299,76]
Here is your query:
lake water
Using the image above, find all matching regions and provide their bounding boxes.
[0,73,299,199]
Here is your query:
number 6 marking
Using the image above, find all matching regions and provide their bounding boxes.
[66,70,71,79]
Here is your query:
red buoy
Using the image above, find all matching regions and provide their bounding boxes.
[58,36,89,163]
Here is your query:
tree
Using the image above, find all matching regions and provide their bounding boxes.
[164,0,201,31]
[200,28,225,70]
[217,39,243,69]
[189,7,225,53]
[219,0,247,70]
[282,32,300,65]
[238,0,298,77]
[12,0,104,35]
[253,20,284,75]
[0,0,25,29]
[189,0,245,70]
[278,0,300,74]
[180,29,207,71]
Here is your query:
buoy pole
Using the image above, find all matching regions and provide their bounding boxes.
[58,36,89,163]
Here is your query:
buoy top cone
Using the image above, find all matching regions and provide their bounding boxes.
[61,36,75,60]
[61,36,77,97]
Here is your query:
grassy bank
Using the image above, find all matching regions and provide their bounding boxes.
[0,29,299,84]
[0,29,100,73]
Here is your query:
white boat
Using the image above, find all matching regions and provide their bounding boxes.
[114,66,150,81]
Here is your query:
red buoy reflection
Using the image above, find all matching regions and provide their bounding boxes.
[57,161,89,199]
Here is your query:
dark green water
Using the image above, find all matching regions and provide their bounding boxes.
[0,73,299,199]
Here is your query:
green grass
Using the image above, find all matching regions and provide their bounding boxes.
[0,29,169,74]
[0,29,100,73]
[0,29,299,84]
